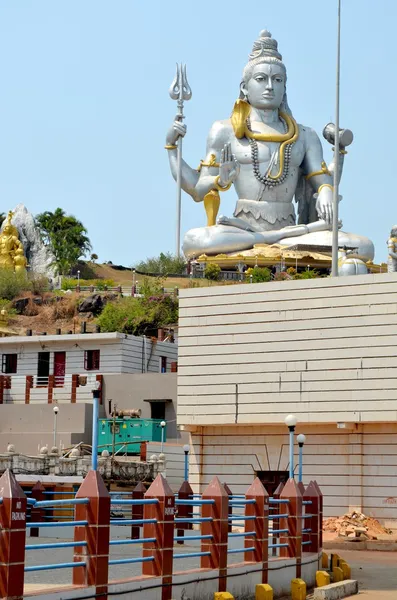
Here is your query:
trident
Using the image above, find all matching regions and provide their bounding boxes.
[169,64,192,258]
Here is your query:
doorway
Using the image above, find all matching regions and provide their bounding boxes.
[254,470,289,496]
[54,351,66,386]
[37,352,50,385]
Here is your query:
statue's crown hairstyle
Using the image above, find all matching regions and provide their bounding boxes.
[242,30,286,84]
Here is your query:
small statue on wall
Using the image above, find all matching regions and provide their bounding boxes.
[387,226,397,273]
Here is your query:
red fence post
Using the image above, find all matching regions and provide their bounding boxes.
[312,480,323,549]
[29,481,45,538]
[73,470,110,596]
[280,479,303,578]
[176,480,193,545]
[131,481,146,540]
[0,469,27,600]
[0,375,5,404]
[201,477,229,593]
[272,481,284,557]
[47,375,54,403]
[244,477,269,584]
[71,374,78,403]
[25,376,33,404]
[142,474,175,600]
[303,481,320,553]
[222,483,233,533]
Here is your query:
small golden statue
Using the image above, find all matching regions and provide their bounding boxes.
[0,211,27,273]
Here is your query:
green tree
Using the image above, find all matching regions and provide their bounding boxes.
[35,208,91,275]
[134,252,186,275]
[247,267,271,283]
[205,263,221,281]
[90,253,98,263]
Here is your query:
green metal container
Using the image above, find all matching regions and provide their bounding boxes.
[98,418,166,455]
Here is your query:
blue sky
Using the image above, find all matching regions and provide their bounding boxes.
[0,1,393,264]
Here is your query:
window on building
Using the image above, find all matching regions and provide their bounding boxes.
[2,354,17,374]
[150,401,166,420]
[84,349,100,371]
[160,356,167,373]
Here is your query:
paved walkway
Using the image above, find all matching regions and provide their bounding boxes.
[328,548,397,599]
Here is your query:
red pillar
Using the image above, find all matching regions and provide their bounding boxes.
[73,470,110,597]
[47,375,54,403]
[201,477,229,593]
[303,481,320,553]
[280,478,303,578]
[29,481,45,538]
[244,477,269,584]
[25,376,33,404]
[312,480,323,548]
[0,375,5,404]
[0,469,27,600]
[223,483,233,533]
[131,481,146,540]
[176,480,193,545]
[142,474,175,600]
[71,374,78,403]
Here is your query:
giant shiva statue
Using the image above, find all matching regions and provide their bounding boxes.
[165,30,374,261]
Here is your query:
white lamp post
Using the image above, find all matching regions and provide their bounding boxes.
[297,433,306,484]
[160,421,166,454]
[53,406,59,448]
[284,414,298,479]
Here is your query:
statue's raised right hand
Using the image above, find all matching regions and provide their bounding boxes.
[218,143,240,187]
[166,120,187,146]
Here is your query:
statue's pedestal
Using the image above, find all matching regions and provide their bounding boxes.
[278,229,374,262]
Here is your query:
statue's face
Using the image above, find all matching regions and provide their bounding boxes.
[3,225,11,235]
[244,62,285,110]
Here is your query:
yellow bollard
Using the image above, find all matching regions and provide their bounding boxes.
[291,578,307,600]
[321,551,329,569]
[316,571,331,587]
[256,583,273,599]
[333,566,344,582]
[214,593,234,600]
[331,553,340,570]
[339,560,351,579]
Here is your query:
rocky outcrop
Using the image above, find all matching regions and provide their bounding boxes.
[77,293,117,315]
[1,204,56,277]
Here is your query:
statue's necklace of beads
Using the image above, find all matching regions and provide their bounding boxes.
[246,115,296,188]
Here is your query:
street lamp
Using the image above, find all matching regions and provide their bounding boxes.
[77,270,80,287]
[284,414,298,480]
[91,380,101,470]
[53,406,59,448]
[183,444,190,481]
[160,421,166,454]
[297,433,306,484]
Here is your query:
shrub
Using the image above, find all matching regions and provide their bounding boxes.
[0,269,32,300]
[205,263,221,281]
[294,268,320,280]
[134,252,186,275]
[247,267,271,283]
[273,271,291,281]
[29,274,49,296]
[97,293,178,336]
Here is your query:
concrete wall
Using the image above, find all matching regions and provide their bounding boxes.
[178,272,397,425]
[102,373,184,442]
[188,422,397,528]
[0,402,102,453]
[147,441,186,491]
[178,273,397,525]
[0,332,177,376]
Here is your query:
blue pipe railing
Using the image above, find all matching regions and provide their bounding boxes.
[268,514,288,519]
[174,551,211,559]
[175,499,215,505]
[32,498,89,508]
[110,518,156,525]
[229,531,256,538]
[25,562,85,572]
[26,541,87,550]
[110,498,158,505]
[268,543,289,549]
[109,557,154,566]
[174,517,212,524]
[109,538,156,546]
[269,498,290,504]
[26,520,88,528]
[174,534,213,542]
[228,547,255,554]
